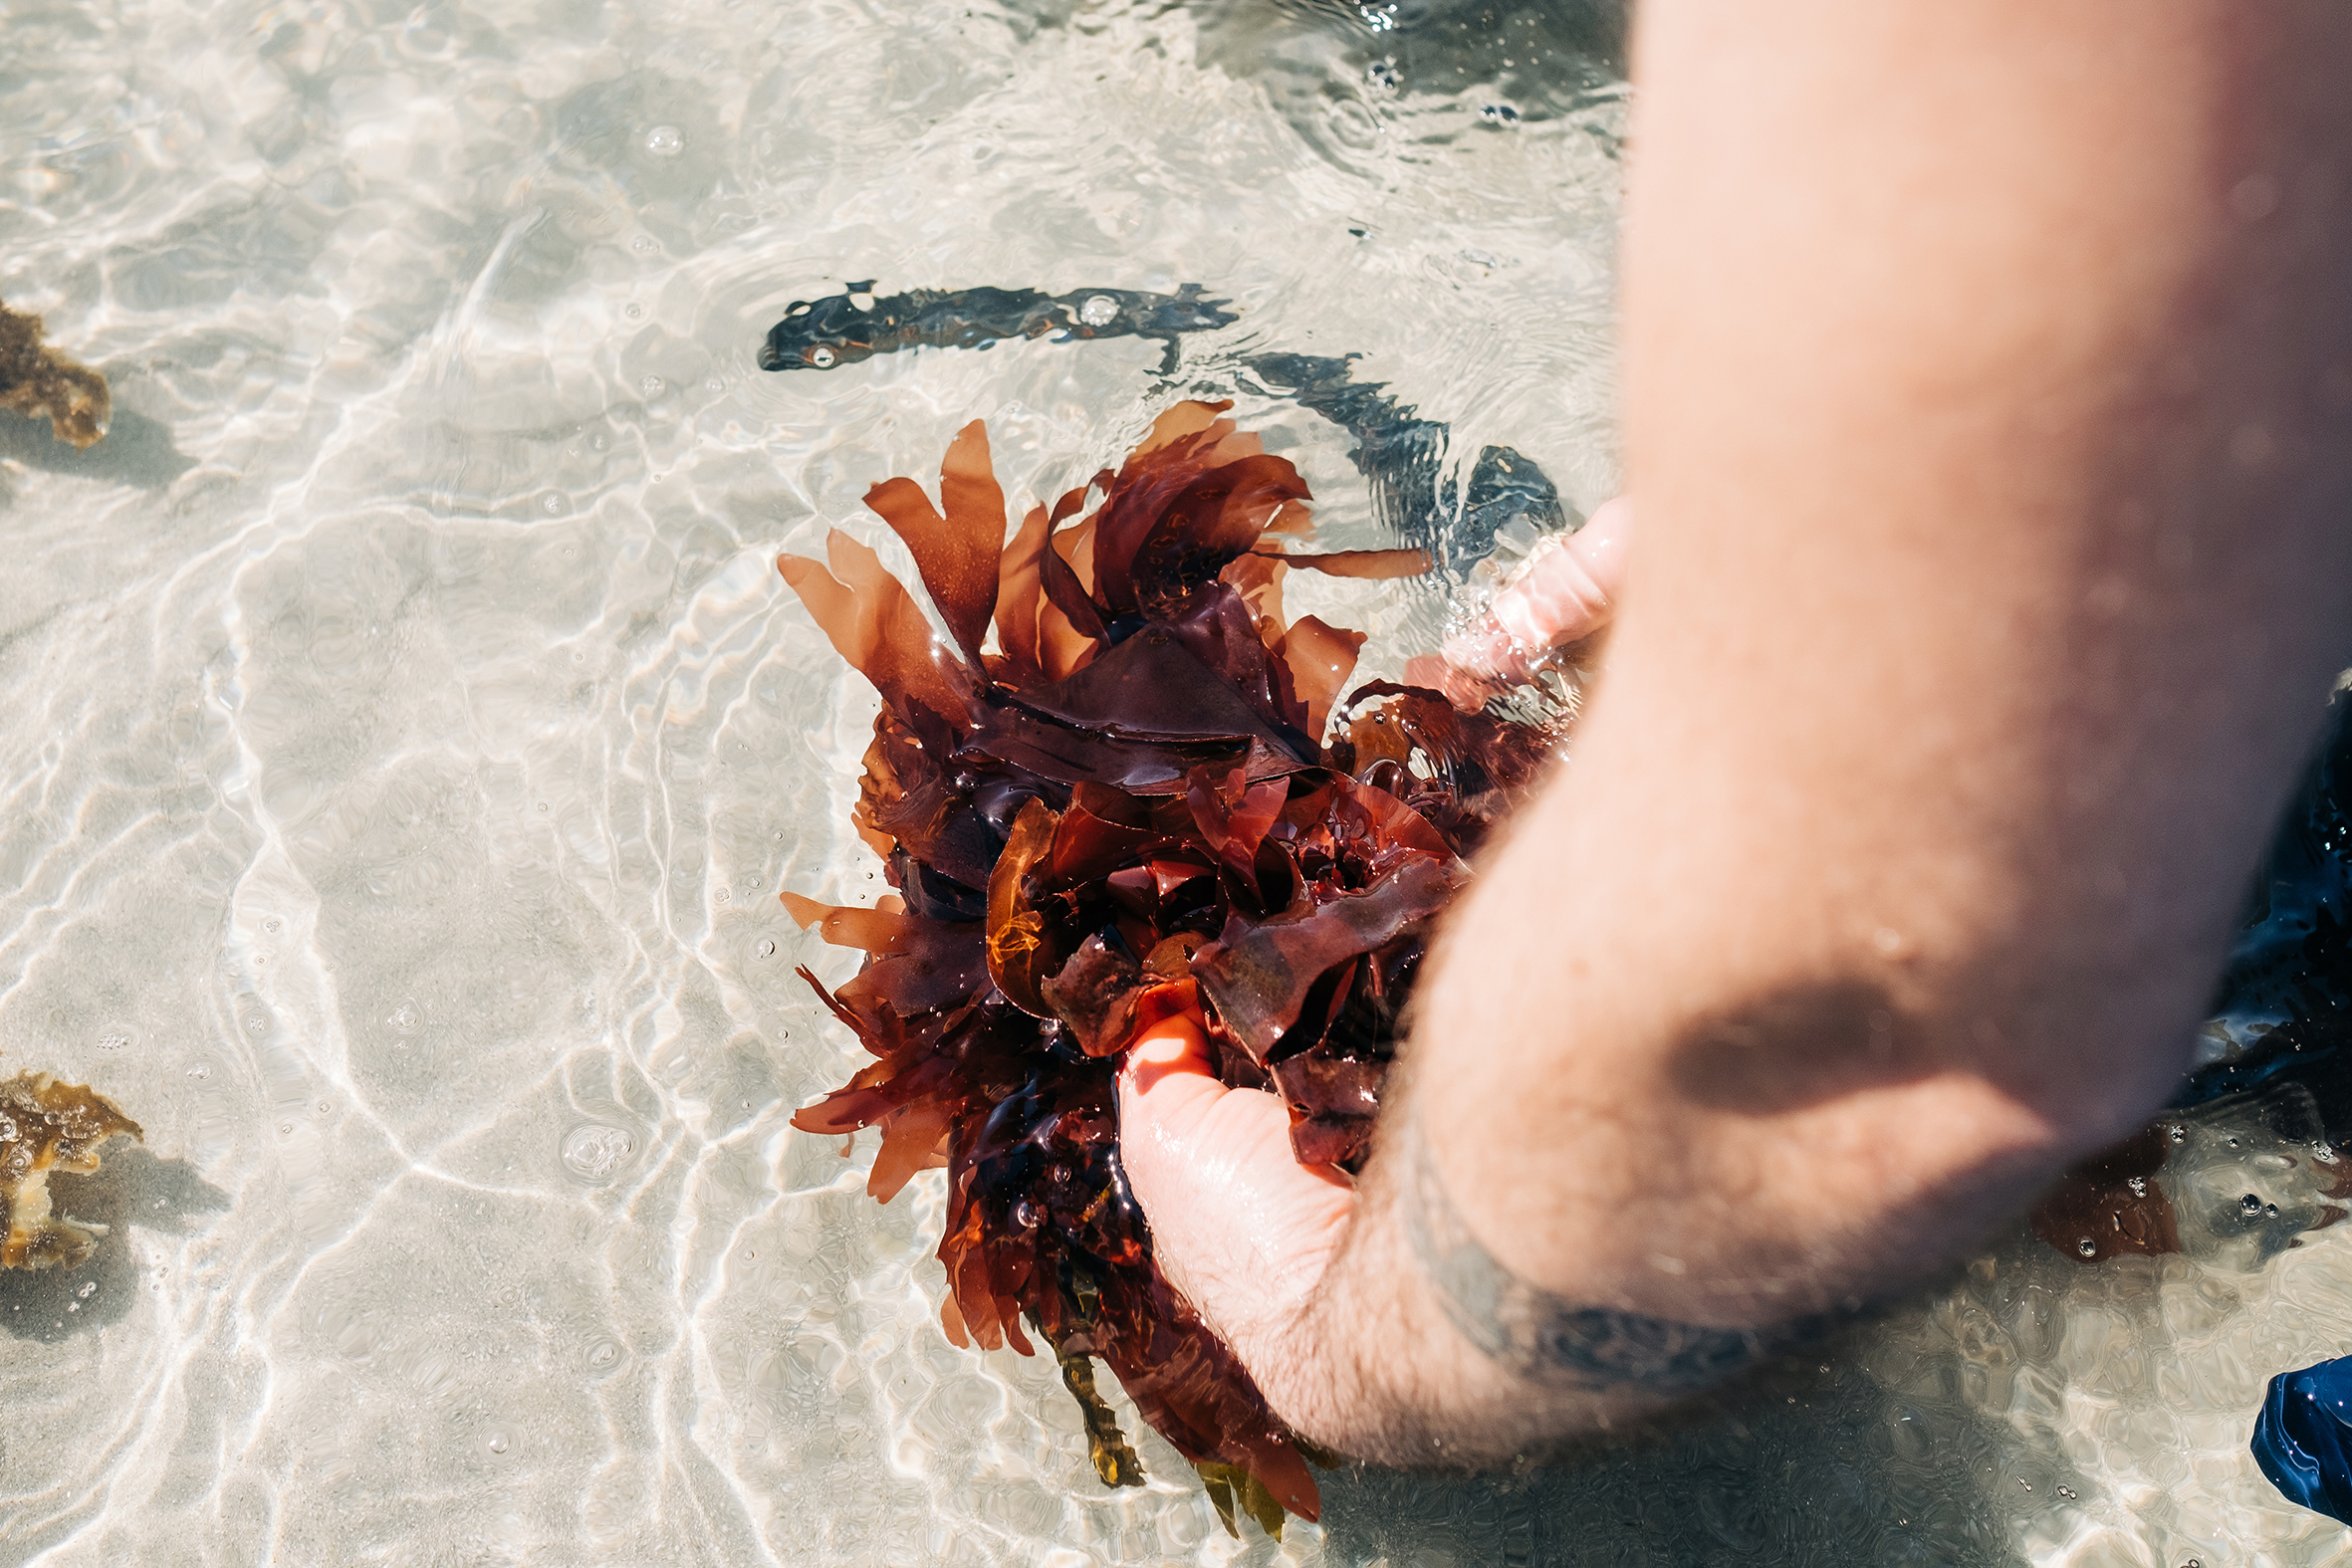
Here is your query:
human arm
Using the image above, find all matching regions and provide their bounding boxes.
[1123,0,2352,1464]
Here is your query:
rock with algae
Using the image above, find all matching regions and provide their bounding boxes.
[0,300,111,449]
[0,1064,143,1270]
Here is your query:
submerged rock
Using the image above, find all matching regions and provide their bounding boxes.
[0,1065,143,1270]
[0,300,110,449]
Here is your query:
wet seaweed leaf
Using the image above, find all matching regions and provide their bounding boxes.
[993,504,1054,682]
[778,532,975,745]
[1196,857,1462,1062]
[862,418,1008,666]
[1261,546,1432,579]
[1011,624,1300,750]
[987,797,1060,1017]
[1280,614,1366,746]
[1042,934,1146,1056]
[1039,480,1109,641]
[1058,1337,1149,1487]
[1196,1459,1291,1541]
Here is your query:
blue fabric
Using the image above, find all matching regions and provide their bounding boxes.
[2254,1357,2352,1523]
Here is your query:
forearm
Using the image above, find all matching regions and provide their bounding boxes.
[1254,1101,1764,1466]
[1256,0,2352,1461]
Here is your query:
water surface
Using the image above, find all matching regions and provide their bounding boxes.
[3,2,2347,1564]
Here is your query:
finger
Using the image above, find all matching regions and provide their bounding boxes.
[1571,494,1632,586]
[1403,652,1505,713]
[1442,496,1634,680]
[1119,1010,1270,1161]
[1436,618,1523,682]
[1120,1015,1354,1212]
[1124,1008,1214,1095]
[1118,1014,1357,1359]
[1491,536,1610,649]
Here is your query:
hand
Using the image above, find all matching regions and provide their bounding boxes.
[1403,496,1632,709]
[1116,1008,1356,1408]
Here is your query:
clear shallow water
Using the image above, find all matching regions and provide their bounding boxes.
[3,2,2349,1564]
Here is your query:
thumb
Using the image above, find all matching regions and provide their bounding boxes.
[1117,1014,1356,1348]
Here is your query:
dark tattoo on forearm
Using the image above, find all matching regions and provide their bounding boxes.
[1396,1118,1841,1394]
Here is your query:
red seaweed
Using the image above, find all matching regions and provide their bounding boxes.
[779,403,1561,1531]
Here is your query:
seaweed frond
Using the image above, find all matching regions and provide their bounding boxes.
[776,404,1566,1526]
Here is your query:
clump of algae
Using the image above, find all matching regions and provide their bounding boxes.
[0,1063,142,1270]
[0,300,110,449]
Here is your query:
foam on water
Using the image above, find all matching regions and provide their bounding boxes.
[3,1,2349,1564]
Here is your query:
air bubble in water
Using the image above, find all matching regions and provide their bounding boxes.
[644,124,684,156]
[188,1062,211,1080]
[388,1001,419,1033]
[1078,294,1119,328]
[623,302,645,321]
[641,375,664,395]
[2075,1237,2097,1257]
[756,938,777,959]
[98,1033,127,1052]
[486,1432,510,1455]
[808,345,837,368]
[543,494,563,514]
[585,1336,624,1372]
[562,1123,635,1182]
